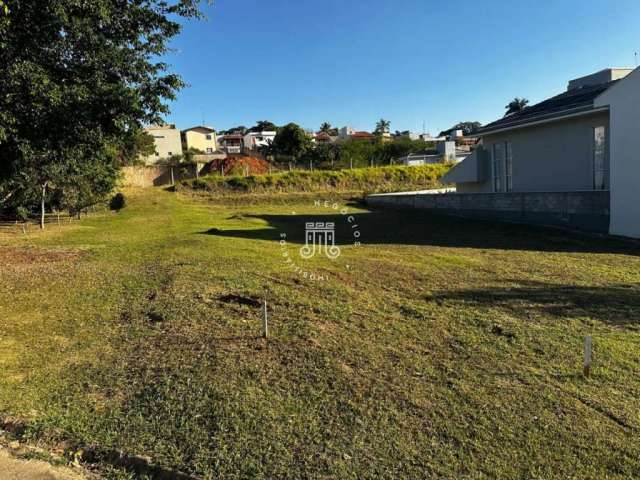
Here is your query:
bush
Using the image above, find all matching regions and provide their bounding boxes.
[16,206,30,222]
[110,192,126,211]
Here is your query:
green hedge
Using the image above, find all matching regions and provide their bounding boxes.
[180,164,452,194]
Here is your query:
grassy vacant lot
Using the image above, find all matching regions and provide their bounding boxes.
[1,188,640,479]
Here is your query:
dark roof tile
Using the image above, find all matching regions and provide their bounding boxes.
[476,81,615,135]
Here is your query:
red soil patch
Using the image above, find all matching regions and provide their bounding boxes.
[211,155,271,176]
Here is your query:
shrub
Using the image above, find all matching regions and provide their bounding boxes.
[16,206,30,222]
[110,192,126,211]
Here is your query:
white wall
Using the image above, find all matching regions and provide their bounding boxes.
[595,67,640,238]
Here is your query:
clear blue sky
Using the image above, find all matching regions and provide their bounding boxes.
[164,0,640,134]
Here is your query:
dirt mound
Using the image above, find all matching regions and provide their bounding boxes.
[211,156,271,176]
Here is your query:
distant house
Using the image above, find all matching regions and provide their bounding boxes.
[143,124,183,165]
[441,67,640,237]
[243,131,276,151]
[395,141,462,166]
[337,126,376,141]
[315,132,336,144]
[218,134,243,154]
[350,131,376,140]
[181,126,218,154]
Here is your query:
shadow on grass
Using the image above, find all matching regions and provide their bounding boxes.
[201,209,640,256]
[428,280,640,326]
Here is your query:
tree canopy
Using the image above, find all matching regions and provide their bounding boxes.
[374,119,391,135]
[250,121,278,132]
[439,122,482,137]
[319,122,332,134]
[0,0,207,226]
[505,98,529,116]
[271,123,313,159]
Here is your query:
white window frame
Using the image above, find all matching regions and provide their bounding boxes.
[505,141,513,192]
[492,142,513,192]
[593,126,607,190]
[492,143,504,192]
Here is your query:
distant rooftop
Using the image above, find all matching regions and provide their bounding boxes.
[182,126,216,133]
[568,68,633,91]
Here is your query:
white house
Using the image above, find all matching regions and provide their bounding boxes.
[243,131,276,151]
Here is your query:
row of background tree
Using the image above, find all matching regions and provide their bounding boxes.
[214,119,487,171]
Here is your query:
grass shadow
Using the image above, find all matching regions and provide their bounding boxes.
[427,279,640,326]
[200,209,640,256]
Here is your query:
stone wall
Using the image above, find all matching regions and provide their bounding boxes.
[366,191,611,233]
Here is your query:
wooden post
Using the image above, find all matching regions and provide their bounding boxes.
[262,301,268,339]
[583,336,592,378]
[40,181,47,230]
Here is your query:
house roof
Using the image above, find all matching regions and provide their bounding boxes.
[351,131,375,139]
[183,126,216,133]
[474,81,616,136]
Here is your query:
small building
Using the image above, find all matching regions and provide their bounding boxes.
[243,131,276,151]
[143,124,183,165]
[350,131,376,141]
[395,141,461,166]
[338,126,355,140]
[181,126,218,154]
[218,134,243,154]
[315,132,336,144]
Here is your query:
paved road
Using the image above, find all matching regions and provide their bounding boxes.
[0,449,85,480]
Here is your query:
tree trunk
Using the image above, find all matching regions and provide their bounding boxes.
[40,182,47,230]
[170,167,175,186]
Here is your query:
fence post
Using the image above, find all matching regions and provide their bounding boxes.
[583,336,592,377]
[262,301,268,339]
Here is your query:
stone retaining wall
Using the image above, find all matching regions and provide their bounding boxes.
[366,191,611,233]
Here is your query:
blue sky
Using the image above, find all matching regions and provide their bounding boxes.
[164,0,640,134]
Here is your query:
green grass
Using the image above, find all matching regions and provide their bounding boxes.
[1,188,640,479]
[180,164,451,195]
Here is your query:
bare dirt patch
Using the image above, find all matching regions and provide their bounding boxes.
[0,247,80,266]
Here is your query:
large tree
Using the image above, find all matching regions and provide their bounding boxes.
[271,123,313,160]
[0,0,207,227]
